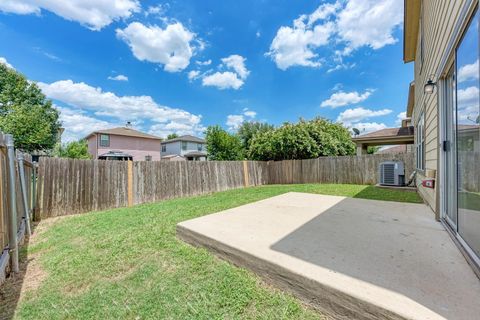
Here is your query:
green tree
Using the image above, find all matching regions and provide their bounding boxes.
[54,140,91,159]
[248,117,355,161]
[205,125,243,160]
[237,121,274,151]
[0,63,60,152]
[367,146,380,154]
[167,133,179,140]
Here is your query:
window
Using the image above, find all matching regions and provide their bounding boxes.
[181,141,187,151]
[145,155,152,161]
[100,134,110,147]
[416,112,425,170]
[161,145,166,152]
[197,143,203,151]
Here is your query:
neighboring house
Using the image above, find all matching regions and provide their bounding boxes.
[161,135,207,161]
[404,0,480,267]
[375,145,410,154]
[352,126,414,156]
[85,126,162,161]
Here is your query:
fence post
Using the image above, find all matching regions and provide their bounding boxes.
[5,134,19,273]
[243,160,249,187]
[17,153,32,236]
[32,162,37,221]
[127,160,133,207]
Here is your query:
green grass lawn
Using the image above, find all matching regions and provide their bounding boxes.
[1,184,421,320]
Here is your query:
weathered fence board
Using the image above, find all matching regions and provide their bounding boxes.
[267,153,415,185]
[36,153,415,219]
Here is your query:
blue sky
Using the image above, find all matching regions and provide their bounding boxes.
[0,0,413,141]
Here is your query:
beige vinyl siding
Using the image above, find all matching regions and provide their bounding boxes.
[412,0,467,212]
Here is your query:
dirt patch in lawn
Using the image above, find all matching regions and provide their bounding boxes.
[0,218,61,320]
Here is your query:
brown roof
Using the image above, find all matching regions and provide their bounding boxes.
[162,135,205,144]
[375,145,408,154]
[353,126,414,140]
[85,127,162,140]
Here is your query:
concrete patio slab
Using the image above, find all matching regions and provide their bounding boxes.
[177,192,480,320]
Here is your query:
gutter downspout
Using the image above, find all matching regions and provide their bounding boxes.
[5,134,19,273]
[17,153,32,236]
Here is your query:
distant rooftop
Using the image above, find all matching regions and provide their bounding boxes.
[352,126,414,146]
[162,135,205,144]
[85,127,162,140]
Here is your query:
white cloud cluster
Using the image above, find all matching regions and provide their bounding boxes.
[352,122,388,134]
[267,0,403,70]
[38,80,205,139]
[0,57,14,69]
[457,86,480,122]
[0,0,140,30]
[396,111,407,126]
[116,22,196,72]
[108,74,128,81]
[336,107,392,125]
[55,106,116,142]
[201,54,250,90]
[321,89,374,108]
[458,59,479,83]
[226,108,257,130]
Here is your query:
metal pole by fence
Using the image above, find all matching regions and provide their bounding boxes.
[17,153,32,236]
[5,134,19,273]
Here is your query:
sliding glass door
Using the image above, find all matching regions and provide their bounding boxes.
[455,8,480,260]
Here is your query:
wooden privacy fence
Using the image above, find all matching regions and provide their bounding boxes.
[268,153,415,185]
[36,159,269,219]
[36,153,414,219]
[0,132,35,283]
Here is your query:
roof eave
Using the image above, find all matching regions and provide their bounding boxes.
[403,0,421,63]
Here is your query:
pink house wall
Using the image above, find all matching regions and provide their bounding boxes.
[87,134,161,161]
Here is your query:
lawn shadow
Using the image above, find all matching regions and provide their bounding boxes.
[352,185,420,203]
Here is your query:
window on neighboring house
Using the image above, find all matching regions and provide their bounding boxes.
[145,155,152,161]
[416,112,425,171]
[197,143,203,151]
[182,141,187,151]
[161,145,166,152]
[100,134,110,147]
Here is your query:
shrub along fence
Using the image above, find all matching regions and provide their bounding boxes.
[35,152,414,219]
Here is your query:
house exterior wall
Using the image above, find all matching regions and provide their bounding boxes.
[86,134,161,161]
[161,141,206,158]
[412,0,470,213]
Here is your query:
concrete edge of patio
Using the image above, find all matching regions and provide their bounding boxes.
[177,224,405,320]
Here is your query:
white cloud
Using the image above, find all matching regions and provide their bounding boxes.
[116,22,196,72]
[196,59,212,66]
[200,54,250,90]
[457,86,480,107]
[226,109,257,130]
[221,55,249,80]
[336,107,392,125]
[0,57,14,69]
[396,111,407,126]
[457,86,480,122]
[202,72,244,90]
[351,122,388,134]
[267,20,335,70]
[188,70,200,81]
[337,0,403,53]
[38,80,205,138]
[458,59,479,83]
[56,106,116,142]
[321,89,374,108]
[0,0,140,30]
[226,115,245,130]
[243,110,257,118]
[267,0,403,70]
[108,74,128,81]
[256,31,261,38]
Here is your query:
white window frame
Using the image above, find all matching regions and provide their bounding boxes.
[416,112,425,171]
[99,134,110,147]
